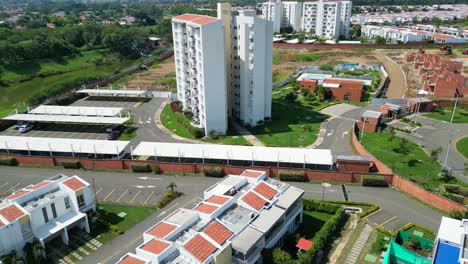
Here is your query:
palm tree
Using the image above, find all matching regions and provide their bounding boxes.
[32,238,46,261]
[167,182,177,193]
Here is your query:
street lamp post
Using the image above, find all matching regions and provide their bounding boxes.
[443,135,452,174]
[450,93,459,124]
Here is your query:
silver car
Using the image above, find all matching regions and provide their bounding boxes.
[19,123,34,133]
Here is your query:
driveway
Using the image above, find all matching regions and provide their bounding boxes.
[373,51,407,99]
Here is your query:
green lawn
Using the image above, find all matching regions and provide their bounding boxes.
[423,107,468,123]
[91,203,156,244]
[160,104,250,146]
[302,210,334,238]
[118,127,138,141]
[273,85,338,111]
[357,229,390,264]
[273,71,290,83]
[0,49,114,85]
[361,132,466,191]
[456,137,468,159]
[248,102,324,147]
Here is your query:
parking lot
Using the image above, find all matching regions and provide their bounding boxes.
[0,123,110,140]
[72,96,150,109]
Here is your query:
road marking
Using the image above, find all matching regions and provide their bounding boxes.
[327,129,334,136]
[0,182,21,196]
[143,191,154,206]
[102,188,115,202]
[378,216,398,227]
[115,188,128,203]
[128,191,142,205]
[94,187,103,199]
[304,190,323,194]
[342,131,348,139]
[0,182,9,190]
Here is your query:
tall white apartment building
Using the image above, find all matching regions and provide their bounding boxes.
[301,0,351,39]
[219,4,273,126]
[281,2,303,31]
[0,175,95,256]
[172,14,228,135]
[260,0,282,33]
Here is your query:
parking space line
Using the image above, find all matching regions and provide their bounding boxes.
[378,216,398,227]
[0,182,21,196]
[94,187,103,199]
[143,191,154,206]
[115,188,128,203]
[102,188,115,202]
[128,191,142,205]
[0,182,9,190]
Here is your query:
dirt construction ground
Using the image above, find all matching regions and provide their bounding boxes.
[123,57,175,91]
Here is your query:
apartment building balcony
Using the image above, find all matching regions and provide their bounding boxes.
[232,246,263,264]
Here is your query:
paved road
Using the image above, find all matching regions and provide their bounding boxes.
[389,115,468,182]
[318,104,364,155]
[373,51,407,99]
[0,166,444,233]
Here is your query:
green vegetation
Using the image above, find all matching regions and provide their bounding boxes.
[273,85,338,111]
[0,157,18,166]
[154,72,176,89]
[91,204,156,244]
[247,102,324,147]
[279,170,306,182]
[160,103,250,145]
[60,160,81,169]
[361,131,467,192]
[357,229,389,264]
[130,164,151,173]
[156,191,182,209]
[361,175,388,187]
[400,224,436,241]
[456,137,468,158]
[118,127,138,141]
[295,53,327,62]
[203,166,225,178]
[424,106,468,123]
[273,71,290,83]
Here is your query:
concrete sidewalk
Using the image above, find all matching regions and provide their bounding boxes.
[81,195,202,264]
[230,121,264,146]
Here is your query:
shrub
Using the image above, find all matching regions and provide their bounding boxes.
[449,210,468,220]
[278,170,306,182]
[152,164,161,174]
[444,192,465,204]
[459,187,468,197]
[131,164,151,173]
[361,175,388,187]
[443,184,460,194]
[203,166,224,177]
[0,157,18,166]
[156,191,182,209]
[303,199,342,214]
[174,111,205,138]
[272,248,294,264]
[61,160,81,169]
[400,224,435,236]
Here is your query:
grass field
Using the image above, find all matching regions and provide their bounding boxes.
[0,49,115,85]
[423,106,468,123]
[160,104,250,146]
[272,85,338,111]
[248,102,324,147]
[360,132,466,191]
[456,137,468,159]
[91,203,156,244]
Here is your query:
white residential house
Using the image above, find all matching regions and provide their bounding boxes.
[0,175,95,257]
[261,0,282,33]
[301,0,348,39]
[172,14,228,135]
[117,169,305,264]
[281,1,303,31]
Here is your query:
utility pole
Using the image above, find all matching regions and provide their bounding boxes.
[360,116,366,140]
[443,135,452,174]
[450,93,459,124]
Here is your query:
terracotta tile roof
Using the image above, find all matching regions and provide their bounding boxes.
[240,170,264,178]
[431,33,453,40]
[194,203,219,214]
[253,182,278,200]
[205,195,229,205]
[0,219,4,227]
[0,204,26,223]
[62,177,86,191]
[242,191,267,211]
[323,79,363,89]
[141,239,170,255]
[28,181,52,190]
[184,234,217,262]
[118,255,146,264]
[173,13,218,25]
[6,190,31,200]
[203,220,233,245]
[146,222,177,238]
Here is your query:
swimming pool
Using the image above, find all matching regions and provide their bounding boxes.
[297,73,333,82]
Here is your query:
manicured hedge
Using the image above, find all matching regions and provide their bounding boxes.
[0,157,18,166]
[152,164,161,174]
[303,199,342,214]
[278,170,306,182]
[361,175,388,187]
[203,166,224,177]
[444,192,465,204]
[174,112,205,138]
[130,164,151,173]
[156,191,182,209]
[61,160,81,169]
[400,223,435,236]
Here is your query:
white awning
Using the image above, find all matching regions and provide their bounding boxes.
[3,114,129,124]
[77,89,147,97]
[0,136,130,155]
[131,142,333,166]
[29,105,125,117]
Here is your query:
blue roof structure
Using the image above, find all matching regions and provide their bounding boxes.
[371,98,407,106]
[433,241,460,264]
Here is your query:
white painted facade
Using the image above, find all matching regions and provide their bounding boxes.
[172,15,228,135]
[301,1,319,33]
[301,0,349,39]
[0,175,95,257]
[339,1,352,38]
[281,2,303,31]
[261,0,282,33]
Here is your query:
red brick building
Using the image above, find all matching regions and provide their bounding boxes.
[336,155,373,173]
[323,79,364,102]
[300,79,318,92]
[356,110,382,132]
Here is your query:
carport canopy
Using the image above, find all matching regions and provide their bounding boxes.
[2,114,129,124]
[29,105,126,117]
[77,89,147,97]
[0,136,130,155]
[131,142,333,166]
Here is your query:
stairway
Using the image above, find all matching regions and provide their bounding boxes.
[345,224,373,264]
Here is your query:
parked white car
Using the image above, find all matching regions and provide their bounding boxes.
[18,123,34,133]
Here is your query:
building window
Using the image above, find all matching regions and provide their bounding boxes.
[64,197,70,209]
[42,207,49,223]
[77,194,85,207]
[51,203,57,219]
